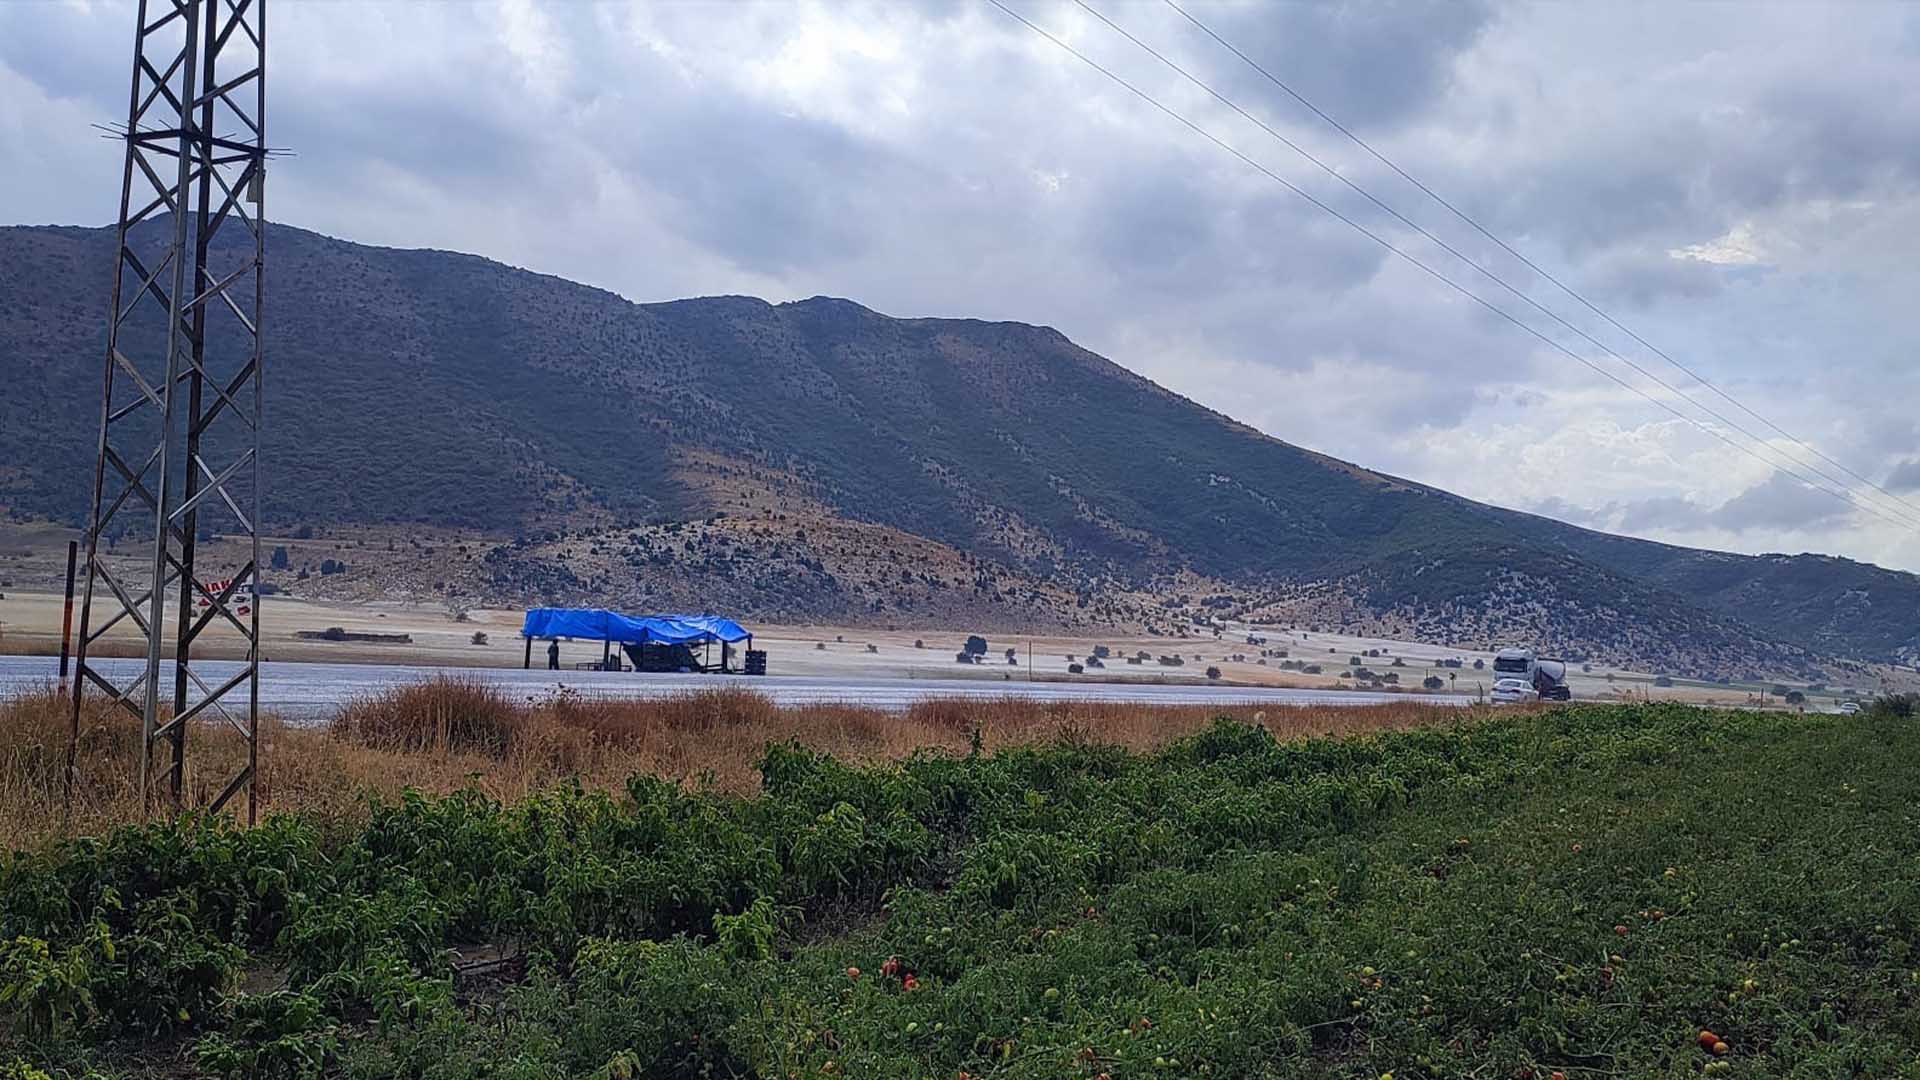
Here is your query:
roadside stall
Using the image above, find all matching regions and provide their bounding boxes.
[519,608,762,673]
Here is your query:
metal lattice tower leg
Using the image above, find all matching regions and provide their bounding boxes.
[67,0,267,824]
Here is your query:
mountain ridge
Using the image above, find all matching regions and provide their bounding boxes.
[2,219,1915,676]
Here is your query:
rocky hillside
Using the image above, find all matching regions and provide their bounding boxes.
[3,220,1916,676]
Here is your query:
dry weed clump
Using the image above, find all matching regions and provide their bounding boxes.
[2,680,1469,849]
[329,675,521,755]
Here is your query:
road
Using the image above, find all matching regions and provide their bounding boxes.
[0,655,1467,723]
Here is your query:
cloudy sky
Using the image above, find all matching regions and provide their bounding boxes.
[5,0,1919,572]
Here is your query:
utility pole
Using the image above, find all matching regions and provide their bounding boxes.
[59,540,78,686]
[68,0,269,824]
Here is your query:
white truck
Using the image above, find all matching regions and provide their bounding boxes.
[1489,647,1571,703]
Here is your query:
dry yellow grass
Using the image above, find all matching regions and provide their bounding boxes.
[1,678,1470,850]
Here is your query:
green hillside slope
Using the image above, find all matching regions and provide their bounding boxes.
[2,220,1914,669]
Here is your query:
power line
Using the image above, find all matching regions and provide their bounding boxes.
[982,0,1920,536]
[1071,0,1920,534]
[1160,0,1920,528]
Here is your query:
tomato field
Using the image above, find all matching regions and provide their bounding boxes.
[4,701,1918,1078]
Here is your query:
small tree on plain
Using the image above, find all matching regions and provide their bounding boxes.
[964,635,989,658]
[270,545,290,570]
[1205,666,1222,680]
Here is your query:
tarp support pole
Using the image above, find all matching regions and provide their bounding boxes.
[522,636,531,670]
[602,636,611,671]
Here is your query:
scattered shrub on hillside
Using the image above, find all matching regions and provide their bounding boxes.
[1205,666,1222,680]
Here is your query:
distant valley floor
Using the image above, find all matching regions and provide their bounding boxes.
[2,586,1906,713]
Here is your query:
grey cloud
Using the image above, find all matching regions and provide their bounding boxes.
[1610,475,1855,536]
[1618,495,1710,533]
[1527,496,1607,527]
[1580,246,1728,307]
[1178,0,1497,130]
[1080,168,1227,288]
[0,9,124,112]
[630,100,910,273]
[1709,474,1853,532]
[1449,7,1920,293]
[1889,459,1920,493]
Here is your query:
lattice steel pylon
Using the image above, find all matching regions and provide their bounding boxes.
[67,0,268,823]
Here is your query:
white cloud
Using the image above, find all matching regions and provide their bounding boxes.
[1669,221,1768,265]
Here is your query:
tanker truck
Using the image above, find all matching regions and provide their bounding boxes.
[1489,647,1571,703]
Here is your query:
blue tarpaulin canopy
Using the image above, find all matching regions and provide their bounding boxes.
[521,608,752,645]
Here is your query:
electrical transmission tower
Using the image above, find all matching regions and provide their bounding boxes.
[67,0,268,822]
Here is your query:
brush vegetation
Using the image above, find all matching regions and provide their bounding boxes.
[0,679,1442,850]
[4,688,1919,1078]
